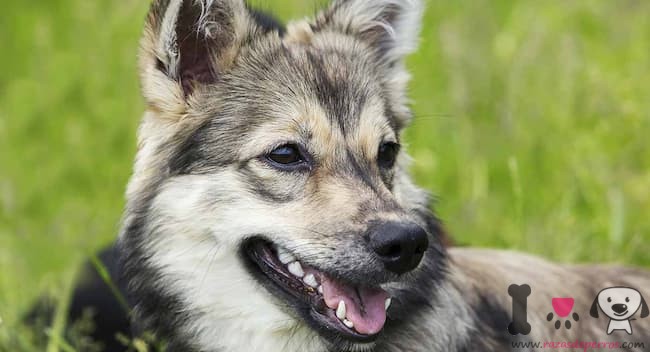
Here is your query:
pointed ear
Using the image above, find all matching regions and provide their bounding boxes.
[312,0,424,63]
[139,0,256,117]
[590,297,600,318]
[640,295,649,318]
[299,0,424,129]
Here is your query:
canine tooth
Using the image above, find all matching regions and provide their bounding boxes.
[336,300,346,320]
[277,248,296,264]
[343,319,354,329]
[287,262,304,277]
[317,285,323,294]
[303,274,318,287]
[385,297,392,311]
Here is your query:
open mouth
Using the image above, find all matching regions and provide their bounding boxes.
[242,238,390,343]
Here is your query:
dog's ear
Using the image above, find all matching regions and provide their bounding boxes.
[310,0,424,64]
[590,297,600,318]
[300,0,424,128]
[640,294,649,318]
[139,0,256,118]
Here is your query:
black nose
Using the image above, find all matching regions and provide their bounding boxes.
[369,222,429,274]
[612,304,628,314]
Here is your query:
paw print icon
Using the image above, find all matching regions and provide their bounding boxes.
[547,298,579,329]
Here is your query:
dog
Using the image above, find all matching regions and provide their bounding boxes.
[590,287,649,335]
[52,0,650,351]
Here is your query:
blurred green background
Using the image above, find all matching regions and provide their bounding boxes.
[1,0,649,350]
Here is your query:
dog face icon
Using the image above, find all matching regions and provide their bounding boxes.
[590,287,648,334]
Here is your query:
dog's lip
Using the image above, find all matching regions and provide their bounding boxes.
[245,239,321,301]
[242,238,381,343]
[613,311,629,316]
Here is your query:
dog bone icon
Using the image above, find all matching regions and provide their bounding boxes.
[508,284,532,335]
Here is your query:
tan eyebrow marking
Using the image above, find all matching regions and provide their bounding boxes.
[354,97,395,159]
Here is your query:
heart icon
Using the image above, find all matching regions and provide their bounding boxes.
[552,298,574,318]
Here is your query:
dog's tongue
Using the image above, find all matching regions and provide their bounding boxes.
[321,275,389,335]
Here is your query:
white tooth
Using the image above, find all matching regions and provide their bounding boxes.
[385,297,392,311]
[336,300,346,320]
[303,274,318,287]
[287,261,304,277]
[317,285,323,294]
[277,247,296,264]
[343,319,354,329]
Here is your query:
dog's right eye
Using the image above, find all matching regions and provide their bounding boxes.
[265,144,307,169]
[377,142,400,169]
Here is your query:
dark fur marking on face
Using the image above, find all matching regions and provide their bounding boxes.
[237,163,299,204]
[378,161,397,191]
[304,50,367,136]
[168,116,259,176]
[383,101,405,133]
[168,122,215,175]
[341,148,381,195]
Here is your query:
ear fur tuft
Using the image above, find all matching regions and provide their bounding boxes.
[313,0,425,63]
[139,0,256,115]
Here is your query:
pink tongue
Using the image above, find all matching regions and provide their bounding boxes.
[321,275,389,335]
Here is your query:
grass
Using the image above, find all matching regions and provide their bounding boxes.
[1,0,649,350]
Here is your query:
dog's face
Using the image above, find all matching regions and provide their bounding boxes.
[594,287,645,321]
[119,1,444,351]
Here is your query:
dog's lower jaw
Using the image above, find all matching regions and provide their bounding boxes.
[123,251,326,352]
[120,238,445,352]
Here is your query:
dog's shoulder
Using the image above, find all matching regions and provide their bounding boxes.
[572,263,650,289]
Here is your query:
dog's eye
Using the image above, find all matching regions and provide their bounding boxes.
[607,297,612,303]
[626,297,630,302]
[378,142,400,169]
[266,144,306,168]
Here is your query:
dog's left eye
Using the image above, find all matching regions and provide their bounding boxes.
[378,142,400,169]
[626,297,630,302]
[266,144,306,168]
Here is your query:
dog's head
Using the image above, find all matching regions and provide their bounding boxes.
[590,287,649,321]
[119,0,445,351]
